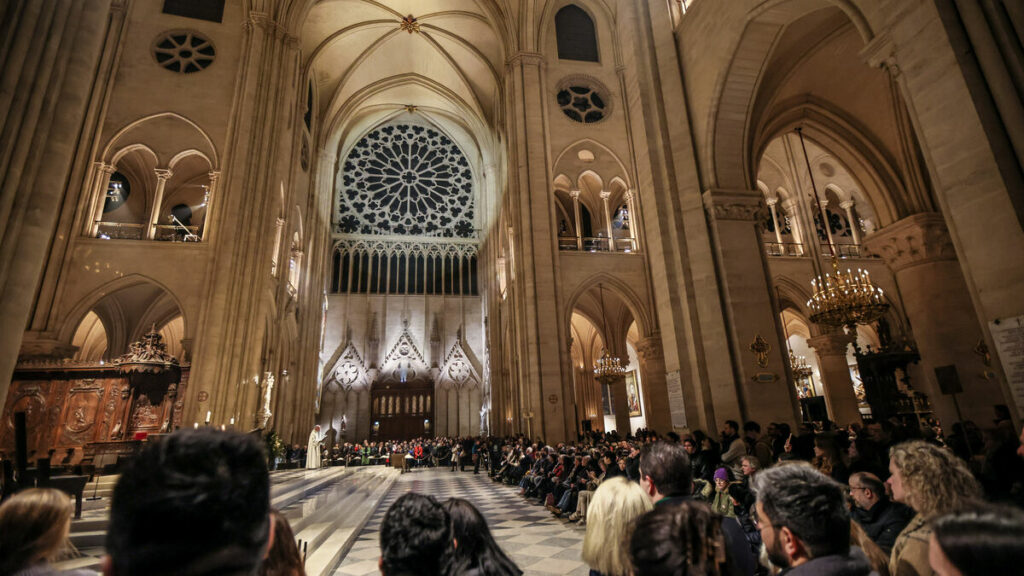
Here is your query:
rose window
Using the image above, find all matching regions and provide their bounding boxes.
[338,123,475,238]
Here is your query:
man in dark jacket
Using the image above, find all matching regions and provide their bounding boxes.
[752,465,876,575]
[848,471,914,553]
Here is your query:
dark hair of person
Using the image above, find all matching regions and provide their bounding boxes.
[630,501,726,576]
[0,488,74,574]
[381,493,453,576]
[932,506,1024,576]
[106,428,271,576]
[724,420,739,432]
[849,472,885,500]
[260,509,306,576]
[443,498,522,576]
[639,441,692,498]
[742,421,761,434]
[751,464,850,559]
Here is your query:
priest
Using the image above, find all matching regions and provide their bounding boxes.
[306,424,325,469]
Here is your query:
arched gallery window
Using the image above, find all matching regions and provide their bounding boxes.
[555,5,598,62]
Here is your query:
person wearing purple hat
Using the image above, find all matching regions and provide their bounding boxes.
[712,468,737,518]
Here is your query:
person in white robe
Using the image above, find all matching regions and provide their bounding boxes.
[306,425,325,469]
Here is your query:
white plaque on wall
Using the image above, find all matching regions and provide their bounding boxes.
[989,315,1024,417]
[665,370,687,429]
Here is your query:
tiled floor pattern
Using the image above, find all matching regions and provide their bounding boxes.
[333,469,589,576]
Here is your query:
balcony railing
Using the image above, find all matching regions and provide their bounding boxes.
[95,221,202,242]
[765,242,874,259]
[558,236,639,253]
[95,222,145,240]
[765,242,805,257]
[154,224,201,242]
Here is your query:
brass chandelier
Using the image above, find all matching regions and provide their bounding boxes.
[797,128,889,329]
[593,283,626,380]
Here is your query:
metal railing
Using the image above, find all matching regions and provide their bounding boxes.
[558,236,639,253]
[95,222,145,240]
[154,224,201,242]
[765,242,805,257]
[825,243,864,259]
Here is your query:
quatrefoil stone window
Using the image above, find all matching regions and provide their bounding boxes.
[338,123,475,238]
[557,84,608,124]
[152,30,215,74]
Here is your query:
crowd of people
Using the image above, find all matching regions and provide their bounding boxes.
[1,413,1023,576]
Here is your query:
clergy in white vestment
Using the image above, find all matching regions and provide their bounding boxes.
[306,425,325,469]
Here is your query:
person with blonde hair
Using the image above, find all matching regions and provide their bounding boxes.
[0,488,91,576]
[886,441,982,576]
[581,476,653,576]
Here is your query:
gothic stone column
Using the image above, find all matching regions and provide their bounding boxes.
[0,0,113,406]
[636,335,671,433]
[704,190,800,426]
[863,212,1007,427]
[806,331,861,426]
[605,375,630,436]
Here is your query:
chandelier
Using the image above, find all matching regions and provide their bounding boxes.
[789,350,814,379]
[797,128,889,328]
[593,283,626,380]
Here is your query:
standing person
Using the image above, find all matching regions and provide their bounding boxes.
[306,425,325,469]
[0,488,93,576]
[581,477,653,576]
[443,498,522,576]
[887,441,982,576]
[720,420,746,478]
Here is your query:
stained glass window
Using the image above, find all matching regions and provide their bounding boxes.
[338,123,475,238]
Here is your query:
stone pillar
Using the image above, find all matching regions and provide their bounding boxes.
[767,197,784,245]
[147,169,173,240]
[600,190,614,251]
[863,213,1006,426]
[0,0,113,406]
[636,335,671,432]
[840,200,862,245]
[89,163,116,236]
[571,189,582,251]
[703,189,800,425]
[806,331,861,426]
[503,52,571,442]
[201,171,219,240]
[624,189,638,251]
[605,375,630,435]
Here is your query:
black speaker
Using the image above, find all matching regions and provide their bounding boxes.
[801,396,828,422]
[935,365,963,395]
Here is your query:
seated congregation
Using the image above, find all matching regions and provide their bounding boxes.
[2,421,1024,576]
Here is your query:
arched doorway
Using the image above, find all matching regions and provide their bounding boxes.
[370,379,434,440]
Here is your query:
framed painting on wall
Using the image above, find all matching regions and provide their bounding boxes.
[625,371,642,417]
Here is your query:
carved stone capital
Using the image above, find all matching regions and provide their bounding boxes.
[505,51,545,70]
[599,190,612,200]
[635,336,664,362]
[860,32,901,79]
[839,199,856,210]
[570,189,581,199]
[862,212,956,272]
[806,331,856,357]
[703,189,767,222]
[154,168,173,181]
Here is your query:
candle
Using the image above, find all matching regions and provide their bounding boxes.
[194,422,198,429]
[205,410,212,423]
[230,417,235,425]
[220,425,226,431]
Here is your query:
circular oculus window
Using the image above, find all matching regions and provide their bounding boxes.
[152,30,215,74]
[556,84,608,124]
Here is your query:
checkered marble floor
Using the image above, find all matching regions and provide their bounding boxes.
[333,469,589,576]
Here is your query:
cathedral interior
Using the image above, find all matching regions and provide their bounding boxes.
[2,0,1023,459]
